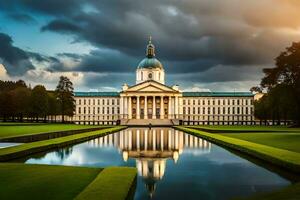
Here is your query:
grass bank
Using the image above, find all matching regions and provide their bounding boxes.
[187,125,300,133]
[0,163,136,200]
[175,126,300,174]
[75,167,137,200]
[220,132,300,153]
[0,126,126,161]
[0,124,105,139]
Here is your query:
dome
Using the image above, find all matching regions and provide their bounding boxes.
[137,36,164,70]
[138,57,163,69]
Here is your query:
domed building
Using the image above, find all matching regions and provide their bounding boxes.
[73,37,255,126]
[136,37,165,84]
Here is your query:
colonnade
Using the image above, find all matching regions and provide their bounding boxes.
[120,95,180,119]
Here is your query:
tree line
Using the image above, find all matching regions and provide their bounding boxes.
[0,76,75,122]
[252,42,300,126]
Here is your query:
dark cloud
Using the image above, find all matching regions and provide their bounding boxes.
[1,0,300,90]
[6,13,36,24]
[0,33,35,76]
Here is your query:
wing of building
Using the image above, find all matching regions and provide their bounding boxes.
[74,38,255,125]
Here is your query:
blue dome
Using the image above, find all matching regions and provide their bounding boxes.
[138,57,163,69]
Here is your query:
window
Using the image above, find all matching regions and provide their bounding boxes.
[84,99,86,105]
[112,107,114,114]
[141,72,143,80]
[107,107,110,114]
[78,107,81,114]
[102,99,105,105]
[148,73,153,79]
[112,99,115,105]
[183,100,186,105]
[183,107,186,114]
[84,107,86,114]
[79,99,81,105]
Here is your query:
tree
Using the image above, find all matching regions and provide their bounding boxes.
[47,92,59,122]
[55,76,75,122]
[30,85,49,121]
[258,42,300,126]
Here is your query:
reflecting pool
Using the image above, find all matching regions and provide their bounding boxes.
[23,127,291,200]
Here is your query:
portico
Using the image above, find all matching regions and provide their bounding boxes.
[120,81,182,120]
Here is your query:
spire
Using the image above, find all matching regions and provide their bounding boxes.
[146,36,155,58]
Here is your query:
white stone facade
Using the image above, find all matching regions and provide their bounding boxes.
[73,39,255,124]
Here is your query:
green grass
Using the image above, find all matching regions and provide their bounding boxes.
[220,132,300,153]
[0,126,126,161]
[187,125,300,132]
[75,167,137,200]
[175,126,300,174]
[0,124,105,139]
[0,164,137,200]
[0,163,102,200]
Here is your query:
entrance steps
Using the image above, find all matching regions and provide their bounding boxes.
[123,119,173,126]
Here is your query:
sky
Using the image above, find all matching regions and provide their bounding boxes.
[0,0,300,92]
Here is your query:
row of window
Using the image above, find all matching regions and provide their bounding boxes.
[77,98,119,106]
[78,107,120,115]
[183,115,253,121]
[183,98,253,106]
[183,107,253,115]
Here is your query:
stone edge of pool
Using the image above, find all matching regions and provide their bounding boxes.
[174,126,300,174]
[0,126,127,162]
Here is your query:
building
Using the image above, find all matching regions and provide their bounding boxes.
[74,38,255,125]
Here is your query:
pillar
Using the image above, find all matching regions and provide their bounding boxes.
[152,96,156,119]
[120,97,124,119]
[175,96,179,119]
[168,96,172,119]
[144,96,148,119]
[160,96,164,119]
[128,96,132,119]
[137,96,140,119]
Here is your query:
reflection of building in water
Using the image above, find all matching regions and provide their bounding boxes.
[88,128,211,198]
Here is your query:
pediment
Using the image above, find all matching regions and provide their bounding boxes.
[124,81,178,93]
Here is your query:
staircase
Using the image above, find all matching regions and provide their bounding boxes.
[124,119,173,126]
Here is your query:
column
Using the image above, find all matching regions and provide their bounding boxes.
[137,96,140,119]
[160,96,164,119]
[175,96,179,119]
[120,97,124,119]
[144,96,148,119]
[128,96,132,119]
[168,96,172,119]
[152,96,156,119]
[124,97,127,119]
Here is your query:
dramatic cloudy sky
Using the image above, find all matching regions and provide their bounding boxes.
[0,0,300,92]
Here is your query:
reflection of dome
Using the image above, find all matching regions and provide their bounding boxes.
[138,57,163,69]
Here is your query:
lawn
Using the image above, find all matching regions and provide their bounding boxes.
[0,163,137,200]
[0,163,101,200]
[0,124,104,139]
[188,125,300,133]
[220,132,300,153]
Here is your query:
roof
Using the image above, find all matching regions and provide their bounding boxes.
[137,57,163,69]
[183,92,254,97]
[74,91,253,97]
[74,92,119,97]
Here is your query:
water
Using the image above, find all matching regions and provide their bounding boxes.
[0,143,22,149]
[23,127,291,200]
